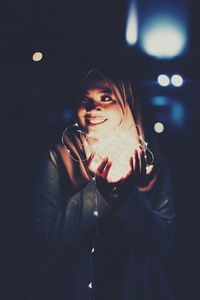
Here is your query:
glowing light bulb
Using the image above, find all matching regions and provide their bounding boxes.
[88,282,93,289]
[93,210,99,217]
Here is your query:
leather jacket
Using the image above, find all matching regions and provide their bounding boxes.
[31,147,176,300]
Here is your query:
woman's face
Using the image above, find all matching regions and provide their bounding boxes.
[77,80,123,138]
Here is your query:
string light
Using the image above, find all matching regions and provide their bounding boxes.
[61,123,154,182]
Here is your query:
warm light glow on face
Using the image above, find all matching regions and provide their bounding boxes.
[32,51,43,62]
[71,76,154,183]
[77,81,123,139]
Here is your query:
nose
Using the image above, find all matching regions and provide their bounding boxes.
[85,100,102,111]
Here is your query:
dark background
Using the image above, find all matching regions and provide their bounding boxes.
[1,1,200,299]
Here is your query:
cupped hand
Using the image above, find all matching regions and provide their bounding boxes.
[87,150,155,200]
[88,154,124,196]
[89,156,115,193]
[117,149,155,194]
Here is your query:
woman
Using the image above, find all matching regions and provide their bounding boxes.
[32,69,176,300]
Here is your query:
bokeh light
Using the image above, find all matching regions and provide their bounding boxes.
[157,74,170,86]
[126,0,138,46]
[154,122,164,133]
[171,74,183,87]
[140,14,187,58]
[32,51,43,62]
[150,96,169,106]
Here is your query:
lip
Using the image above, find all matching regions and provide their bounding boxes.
[85,118,108,126]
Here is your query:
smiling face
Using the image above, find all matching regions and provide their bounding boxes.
[77,80,123,139]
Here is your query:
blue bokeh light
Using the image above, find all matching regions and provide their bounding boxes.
[151,96,170,106]
[171,102,184,127]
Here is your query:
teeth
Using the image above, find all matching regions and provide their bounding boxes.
[89,119,106,124]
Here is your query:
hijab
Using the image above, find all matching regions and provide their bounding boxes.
[56,70,158,191]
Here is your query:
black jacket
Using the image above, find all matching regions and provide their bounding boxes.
[31,148,176,300]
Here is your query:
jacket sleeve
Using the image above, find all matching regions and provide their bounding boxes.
[33,150,112,254]
[114,165,176,257]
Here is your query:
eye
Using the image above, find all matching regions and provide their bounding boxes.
[101,94,115,102]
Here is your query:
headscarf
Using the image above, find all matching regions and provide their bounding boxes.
[56,70,157,191]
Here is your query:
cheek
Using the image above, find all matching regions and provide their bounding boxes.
[107,109,122,124]
[77,107,84,121]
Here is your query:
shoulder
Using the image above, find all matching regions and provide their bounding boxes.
[48,143,66,168]
[36,144,63,173]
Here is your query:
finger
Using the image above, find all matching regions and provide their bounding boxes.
[102,161,112,178]
[96,157,109,175]
[140,150,146,178]
[128,157,134,176]
[134,150,140,174]
[123,157,133,181]
[129,156,133,168]
[87,152,95,165]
